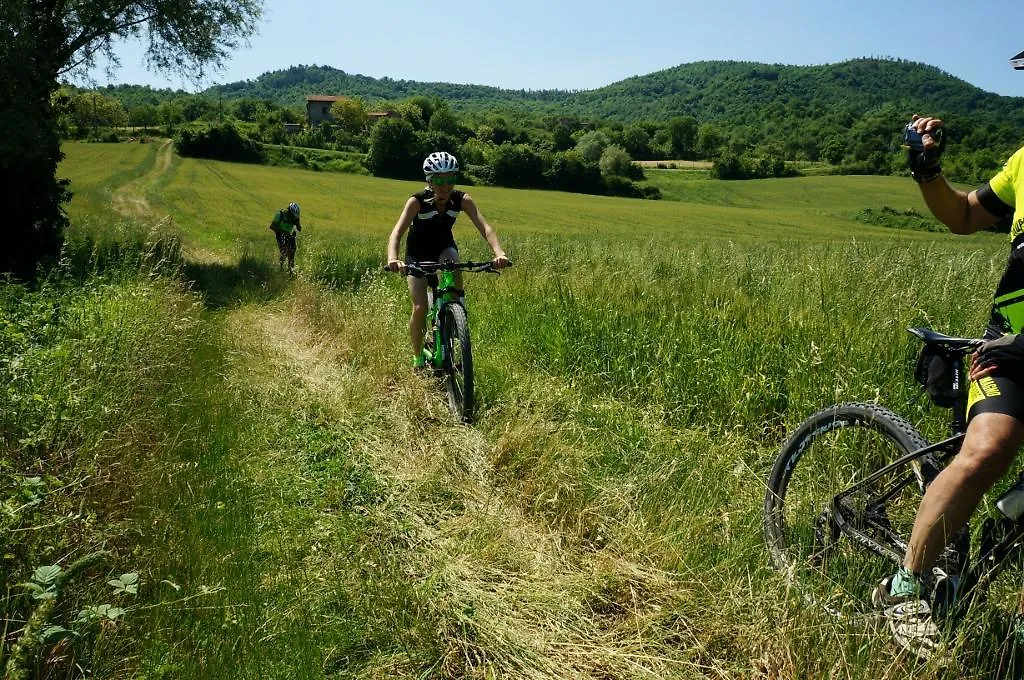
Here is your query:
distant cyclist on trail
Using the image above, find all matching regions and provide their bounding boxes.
[270,202,302,273]
[873,50,1024,658]
[386,151,510,369]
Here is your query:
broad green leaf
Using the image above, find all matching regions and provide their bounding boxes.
[39,625,74,643]
[33,564,61,585]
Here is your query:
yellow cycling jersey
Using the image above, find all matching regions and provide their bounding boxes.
[978,146,1024,334]
[987,147,1024,240]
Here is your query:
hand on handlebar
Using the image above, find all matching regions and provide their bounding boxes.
[492,254,511,270]
[387,259,406,274]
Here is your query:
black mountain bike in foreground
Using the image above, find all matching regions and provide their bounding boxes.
[394,260,506,423]
[764,327,1024,632]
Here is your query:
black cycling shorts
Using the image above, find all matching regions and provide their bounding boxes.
[406,233,456,263]
[276,231,296,251]
[967,371,1024,423]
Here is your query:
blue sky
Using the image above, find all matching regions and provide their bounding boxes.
[85,0,1024,97]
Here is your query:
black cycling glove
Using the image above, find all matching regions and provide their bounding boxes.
[975,333,1024,375]
[905,125,945,183]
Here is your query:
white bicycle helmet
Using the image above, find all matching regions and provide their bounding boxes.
[423,151,459,176]
[287,202,300,218]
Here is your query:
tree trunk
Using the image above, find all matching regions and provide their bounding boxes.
[0,1,70,280]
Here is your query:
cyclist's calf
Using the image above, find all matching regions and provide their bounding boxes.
[905,413,1024,572]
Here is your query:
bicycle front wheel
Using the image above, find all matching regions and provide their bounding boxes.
[764,403,931,618]
[442,303,473,423]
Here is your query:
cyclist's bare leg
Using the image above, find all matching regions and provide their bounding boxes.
[904,412,1024,575]
[407,275,429,355]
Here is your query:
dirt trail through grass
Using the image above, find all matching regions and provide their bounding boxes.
[111,139,173,217]
[207,285,723,678]
[90,147,768,675]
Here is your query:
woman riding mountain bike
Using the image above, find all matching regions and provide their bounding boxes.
[386,151,510,369]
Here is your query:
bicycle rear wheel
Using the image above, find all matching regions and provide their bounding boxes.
[442,303,473,423]
[764,403,931,618]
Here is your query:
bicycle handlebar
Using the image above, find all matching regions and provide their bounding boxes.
[383,260,513,277]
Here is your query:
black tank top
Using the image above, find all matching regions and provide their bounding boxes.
[408,189,464,240]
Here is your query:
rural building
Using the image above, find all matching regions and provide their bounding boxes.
[283,123,302,134]
[306,95,344,125]
[305,95,396,126]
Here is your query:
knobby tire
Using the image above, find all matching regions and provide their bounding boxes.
[442,303,473,423]
[764,402,930,618]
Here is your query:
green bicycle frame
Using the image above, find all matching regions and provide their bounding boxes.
[424,270,462,368]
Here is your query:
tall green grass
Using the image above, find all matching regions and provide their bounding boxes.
[18,143,1018,678]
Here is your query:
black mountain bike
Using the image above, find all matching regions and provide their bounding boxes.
[397,260,505,423]
[764,327,1024,627]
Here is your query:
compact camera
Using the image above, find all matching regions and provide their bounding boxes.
[902,123,942,151]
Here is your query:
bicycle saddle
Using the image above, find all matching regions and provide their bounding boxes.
[907,327,981,351]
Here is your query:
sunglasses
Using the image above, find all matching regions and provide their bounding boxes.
[430,175,457,186]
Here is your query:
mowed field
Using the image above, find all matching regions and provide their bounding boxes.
[36,141,1019,679]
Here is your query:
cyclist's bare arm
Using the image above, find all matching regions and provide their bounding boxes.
[461,194,509,266]
[387,196,420,269]
[912,116,1001,235]
[920,180,1001,235]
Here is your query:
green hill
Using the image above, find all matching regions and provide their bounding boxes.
[90,58,1024,186]
[102,57,1024,127]
[565,58,1024,125]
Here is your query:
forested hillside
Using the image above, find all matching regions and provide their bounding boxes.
[85,57,1024,187]
[102,57,1024,126]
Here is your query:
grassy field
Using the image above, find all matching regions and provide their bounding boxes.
[1,140,1020,679]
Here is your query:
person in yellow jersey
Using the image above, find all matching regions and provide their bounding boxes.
[386,151,510,369]
[872,51,1024,659]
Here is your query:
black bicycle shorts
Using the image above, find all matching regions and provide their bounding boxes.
[967,371,1024,423]
[276,231,296,251]
[406,234,456,263]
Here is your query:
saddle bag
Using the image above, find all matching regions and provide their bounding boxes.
[915,345,960,408]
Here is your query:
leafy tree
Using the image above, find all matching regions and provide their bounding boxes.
[428,107,461,136]
[622,124,653,160]
[157,101,185,134]
[330,97,368,135]
[175,122,264,163]
[230,97,267,122]
[406,95,440,127]
[179,95,214,122]
[366,117,418,178]
[415,130,461,164]
[545,150,603,194]
[129,104,158,128]
[552,124,575,152]
[490,144,544,188]
[667,116,698,158]
[1,0,262,278]
[598,145,633,178]
[62,91,128,136]
[487,118,516,146]
[820,137,845,165]
[395,101,425,129]
[460,137,494,166]
[696,123,726,160]
[575,130,611,163]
